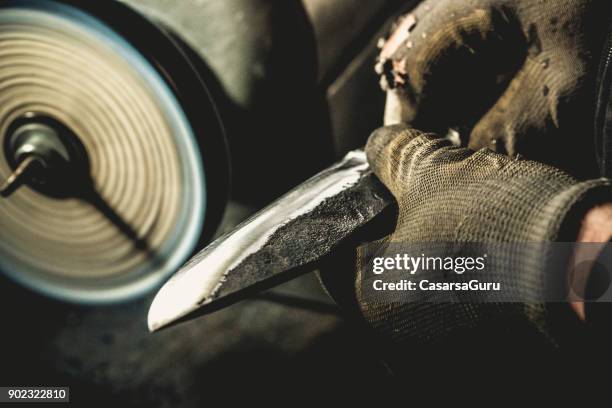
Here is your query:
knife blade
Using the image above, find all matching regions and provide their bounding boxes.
[148,149,393,331]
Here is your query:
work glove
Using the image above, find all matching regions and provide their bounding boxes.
[320,125,612,367]
[377,0,611,179]
[319,0,612,366]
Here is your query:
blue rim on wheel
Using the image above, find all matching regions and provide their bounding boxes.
[0,0,229,303]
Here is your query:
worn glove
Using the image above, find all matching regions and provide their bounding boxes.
[320,124,612,363]
[377,0,611,179]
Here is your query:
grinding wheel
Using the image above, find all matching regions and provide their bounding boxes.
[0,0,229,302]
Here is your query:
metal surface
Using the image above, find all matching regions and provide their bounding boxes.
[2,116,88,198]
[124,0,333,204]
[148,150,393,331]
[0,156,41,197]
[0,0,224,303]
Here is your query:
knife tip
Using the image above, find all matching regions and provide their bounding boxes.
[147,288,178,332]
[147,274,206,332]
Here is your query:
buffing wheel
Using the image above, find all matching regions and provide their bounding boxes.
[0,0,229,302]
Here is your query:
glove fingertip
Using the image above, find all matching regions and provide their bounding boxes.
[366,124,410,163]
[366,124,426,192]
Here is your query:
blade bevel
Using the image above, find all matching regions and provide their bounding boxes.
[148,150,392,331]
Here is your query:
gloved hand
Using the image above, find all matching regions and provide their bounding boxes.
[319,0,612,364]
[320,124,612,359]
[377,0,610,179]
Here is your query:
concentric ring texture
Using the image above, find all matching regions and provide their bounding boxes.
[0,1,206,302]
